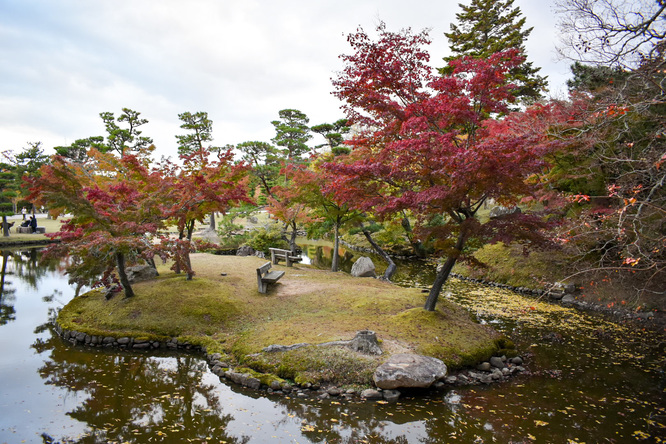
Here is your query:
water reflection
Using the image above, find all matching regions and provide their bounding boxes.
[1,247,664,443]
[32,330,249,443]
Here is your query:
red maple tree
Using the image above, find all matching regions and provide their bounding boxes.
[158,146,251,280]
[29,150,165,298]
[325,24,559,310]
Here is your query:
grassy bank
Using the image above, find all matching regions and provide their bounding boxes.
[58,253,501,387]
[0,215,62,244]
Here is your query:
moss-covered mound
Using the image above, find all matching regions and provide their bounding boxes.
[58,253,500,386]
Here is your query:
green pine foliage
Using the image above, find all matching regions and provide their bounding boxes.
[442,0,548,104]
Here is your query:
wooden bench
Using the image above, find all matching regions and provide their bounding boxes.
[269,248,303,267]
[257,262,285,294]
[17,226,45,234]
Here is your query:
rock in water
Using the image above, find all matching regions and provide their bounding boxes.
[351,256,376,277]
[373,354,447,390]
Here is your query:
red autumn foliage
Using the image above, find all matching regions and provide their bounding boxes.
[325,24,560,310]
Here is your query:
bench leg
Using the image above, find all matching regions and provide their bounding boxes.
[271,250,278,265]
[257,275,267,293]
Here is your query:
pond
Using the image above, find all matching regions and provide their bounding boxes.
[0,246,664,443]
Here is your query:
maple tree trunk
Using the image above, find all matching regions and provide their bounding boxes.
[115,252,135,298]
[175,230,184,274]
[2,216,8,237]
[401,216,427,258]
[185,252,193,280]
[424,229,467,311]
[147,256,159,276]
[332,223,340,272]
[361,227,396,281]
[209,212,216,230]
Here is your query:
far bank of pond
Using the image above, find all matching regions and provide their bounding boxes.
[1,246,664,443]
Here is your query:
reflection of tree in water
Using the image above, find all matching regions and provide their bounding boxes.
[33,331,249,444]
[266,390,499,443]
[0,250,16,325]
[0,247,64,325]
[305,245,355,273]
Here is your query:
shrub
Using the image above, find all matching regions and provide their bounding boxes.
[247,226,289,255]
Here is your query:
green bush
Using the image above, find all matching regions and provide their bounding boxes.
[247,226,289,255]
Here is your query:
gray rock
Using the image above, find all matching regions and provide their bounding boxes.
[561,294,576,304]
[117,337,131,345]
[327,387,341,396]
[125,265,158,283]
[373,354,447,390]
[554,282,576,294]
[236,245,255,256]
[489,356,505,369]
[349,330,382,355]
[382,389,401,402]
[263,343,310,353]
[245,377,261,390]
[476,362,492,372]
[444,376,458,384]
[489,205,521,219]
[270,381,282,391]
[351,256,376,277]
[360,389,383,399]
[510,356,523,365]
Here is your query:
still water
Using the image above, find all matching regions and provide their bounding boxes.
[1,246,664,443]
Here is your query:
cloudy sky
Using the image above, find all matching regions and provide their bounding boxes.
[1,0,573,160]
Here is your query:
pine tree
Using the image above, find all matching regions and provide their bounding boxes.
[271,109,312,160]
[442,0,548,104]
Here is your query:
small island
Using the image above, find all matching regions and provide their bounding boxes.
[56,253,511,395]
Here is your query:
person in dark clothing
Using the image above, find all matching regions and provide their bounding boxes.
[29,215,37,233]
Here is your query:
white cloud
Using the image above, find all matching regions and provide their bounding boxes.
[0,0,571,159]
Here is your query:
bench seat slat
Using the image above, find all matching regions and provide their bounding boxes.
[262,270,285,283]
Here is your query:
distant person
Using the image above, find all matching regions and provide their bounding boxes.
[21,207,26,220]
[30,215,37,233]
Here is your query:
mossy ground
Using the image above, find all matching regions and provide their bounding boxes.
[453,242,664,311]
[58,253,500,386]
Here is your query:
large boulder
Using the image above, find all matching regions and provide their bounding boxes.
[125,265,157,283]
[236,245,255,256]
[489,205,522,219]
[351,256,376,278]
[373,354,447,390]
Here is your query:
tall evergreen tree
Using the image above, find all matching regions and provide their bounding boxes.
[99,108,154,157]
[271,109,312,160]
[176,111,216,157]
[442,0,548,104]
[175,111,221,229]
